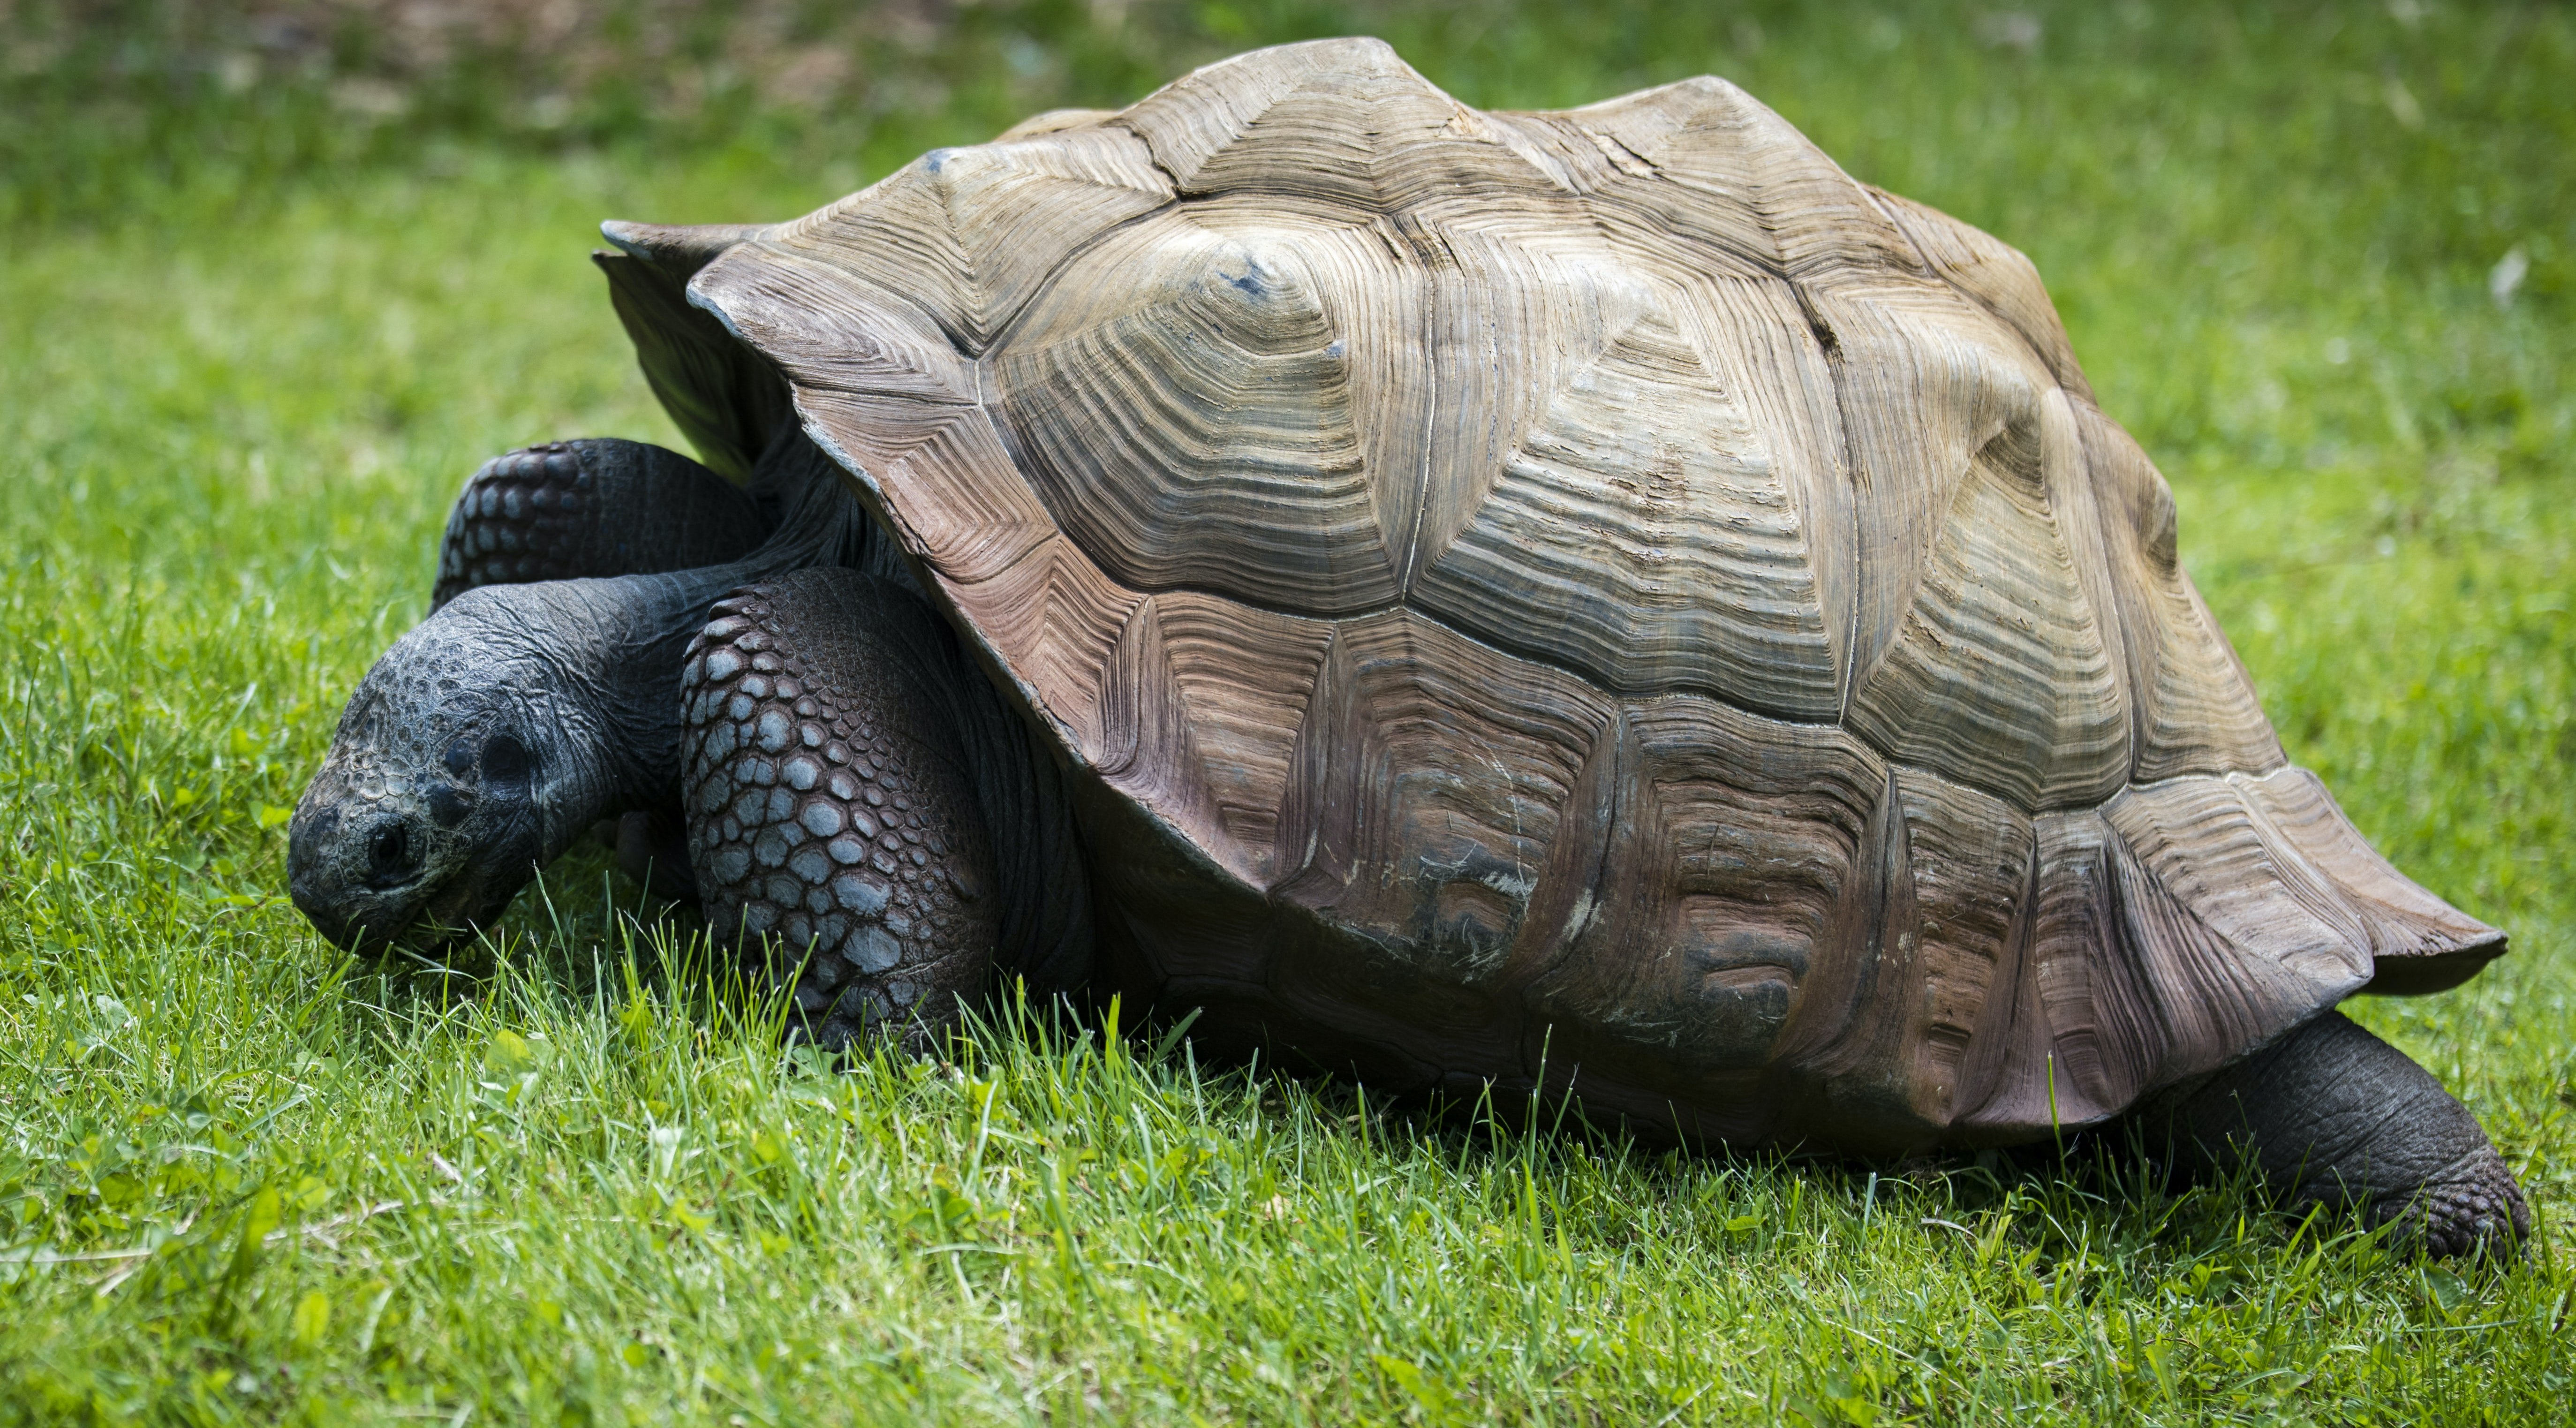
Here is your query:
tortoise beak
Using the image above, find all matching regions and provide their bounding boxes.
[287,776,540,958]
[288,797,415,954]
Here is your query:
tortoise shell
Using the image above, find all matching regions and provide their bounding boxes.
[623,38,2502,1151]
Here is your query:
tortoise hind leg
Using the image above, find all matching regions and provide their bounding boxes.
[431,438,771,609]
[2139,1011,2530,1259]
[679,567,1002,1050]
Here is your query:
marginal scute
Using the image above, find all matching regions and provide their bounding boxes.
[1961,809,2151,1135]
[596,247,795,480]
[947,536,1141,762]
[1112,592,1335,883]
[1272,610,1616,987]
[2102,777,2374,1060]
[1524,700,1885,1088]
[769,121,1171,355]
[1786,766,2036,1147]
[1885,769,2038,1133]
[695,251,976,406]
[2229,767,2505,993]
[797,392,1052,585]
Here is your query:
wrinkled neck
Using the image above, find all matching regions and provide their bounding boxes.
[748,431,876,569]
[507,567,750,856]
[519,442,876,853]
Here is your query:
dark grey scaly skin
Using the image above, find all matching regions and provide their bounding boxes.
[429,437,776,897]
[678,566,1091,1048]
[2136,1010,2531,1259]
[288,437,868,955]
[431,438,773,610]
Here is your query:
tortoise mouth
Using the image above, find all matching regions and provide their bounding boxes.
[298,860,529,961]
[288,791,545,961]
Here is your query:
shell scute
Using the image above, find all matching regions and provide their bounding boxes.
[1775,766,2037,1149]
[1097,593,1334,884]
[1846,379,2131,810]
[1963,809,2151,1135]
[1412,278,1843,719]
[2102,776,2373,1048]
[771,121,1170,355]
[1531,74,1920,280]
[796,391,1052,585]
[945,536,1139,760]
[1118,38,1566,210]
[1523,700,1886,1112]
[2073,403,2289,781]
[1869,185,2094,401]
[1270,610,1617,990]
[700,249,978,405]
[993,209,1403,615]
[2229,768,2502,992]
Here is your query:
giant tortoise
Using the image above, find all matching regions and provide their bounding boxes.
[289,39,2530,1256]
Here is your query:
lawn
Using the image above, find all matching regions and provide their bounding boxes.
[2,1,2571,1421]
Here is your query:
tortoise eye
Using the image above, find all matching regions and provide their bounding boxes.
[481,733,534,789]
[365,818,416,885]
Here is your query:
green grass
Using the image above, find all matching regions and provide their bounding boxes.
[3,1,2572,1421]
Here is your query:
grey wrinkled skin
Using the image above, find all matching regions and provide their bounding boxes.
[2134,1010,2532,1259]
[289,569,745,953]
[289,435,867,956]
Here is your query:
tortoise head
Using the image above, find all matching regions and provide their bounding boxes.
[288,583,634,956]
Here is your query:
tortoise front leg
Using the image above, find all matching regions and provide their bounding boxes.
[2139,1011,2531,1259]
[431,439,771,609]
[680,567,1005,1049]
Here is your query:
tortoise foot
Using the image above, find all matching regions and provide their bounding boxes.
[2144,1010,2531,1261]
[679,568,1000,1050]
[2365,1141,2531,1262]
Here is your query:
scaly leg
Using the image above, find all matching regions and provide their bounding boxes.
[431,438,771,609]
[680,567,1006,1048]
[2140,1010,2531,1259]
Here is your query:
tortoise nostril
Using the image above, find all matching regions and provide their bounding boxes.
[366,818,416,884]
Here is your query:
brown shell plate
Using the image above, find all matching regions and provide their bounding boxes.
[682,38,2502,1150]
